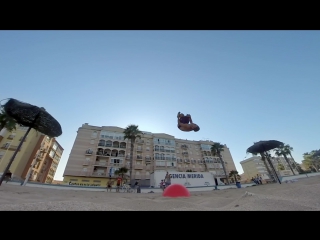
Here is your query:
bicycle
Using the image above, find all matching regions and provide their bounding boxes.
[120,184,134,193]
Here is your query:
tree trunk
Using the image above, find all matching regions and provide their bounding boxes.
[219,152,229,184]
[289,153,300,173]
[283,154,295,175]
[260,152,274,182]
[129,138,135,183]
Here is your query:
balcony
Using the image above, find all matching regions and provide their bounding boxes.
[126,155,131,160]
[85,150,93,155]
[96,152,110,157]
[112,144,120,148]
[92,172,107,177]
[1,144,19,151]
[110,162,125,167]
[136,148,142,152]
[137,156,143,160]
[120,145,126,148]
[64,171,89,176]
[134,165,144,170]
[145,157,151,161]
[136,140,144,144]
[94,161,108,167]
[181,145,188,149]
[7,135,15,140]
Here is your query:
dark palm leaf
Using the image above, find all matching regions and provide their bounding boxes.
[247,140,284,154]
[3,98,62,137]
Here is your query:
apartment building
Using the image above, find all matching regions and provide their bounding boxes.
[240,155,299,181]
[62,123,237,187]
[0,126,64,183]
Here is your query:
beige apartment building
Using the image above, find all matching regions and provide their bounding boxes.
[0,126,64,184]
[62,123,237,187]
[240,155,299,182]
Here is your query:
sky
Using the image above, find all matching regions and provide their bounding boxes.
[0,30,319,180]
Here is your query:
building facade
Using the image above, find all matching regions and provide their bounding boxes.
[62,123,237,187]
[240,155,299,181]
[0,126,64,183]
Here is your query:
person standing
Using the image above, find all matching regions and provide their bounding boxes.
[165,172,171,187]
[116,176,122,192]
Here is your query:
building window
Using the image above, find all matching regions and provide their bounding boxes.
[52,143,58,150]
[49,150,55,158]
[82,180,90,182]
[70,179,78,181]
[92,131,98,138]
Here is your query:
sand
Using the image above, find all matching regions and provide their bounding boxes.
[1,175,320,211]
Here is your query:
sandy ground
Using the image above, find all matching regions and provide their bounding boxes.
[1,175,320,211]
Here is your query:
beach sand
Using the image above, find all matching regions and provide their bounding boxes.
[1,175,320,211]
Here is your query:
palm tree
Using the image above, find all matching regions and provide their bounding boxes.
[283,144,300,173]
[211,142,229,185]
[274,147,295,175]
[303,151,320,172]
[114,167,129,184]
[229,170,241,183]
[259,152,275,182]
[0,108,17,132]
[123,124,143,182]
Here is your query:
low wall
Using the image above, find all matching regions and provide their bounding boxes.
[280,172,320,182]
[5,180,255,193]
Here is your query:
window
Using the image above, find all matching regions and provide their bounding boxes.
[92,131,98,138]
[49,150,55,158]
[82,180,90,182]
[110,159,123,164]
[70,179,78,181]
[0,151,5,159]
[52,143,58,150]
[146,147,150,151]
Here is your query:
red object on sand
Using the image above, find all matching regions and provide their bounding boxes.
[163,184,190,197]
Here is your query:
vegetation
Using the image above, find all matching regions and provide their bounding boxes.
[302,150,320,172]
[0,108,17,132]
[123,125,143,181]
[274,145,296,175]
[114,167,129,183]
[211,142,229,184]
[229,170,241,183]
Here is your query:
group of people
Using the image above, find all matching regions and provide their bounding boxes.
[160,172,171,191]
[251,175,263,185]
[106,176,140,192]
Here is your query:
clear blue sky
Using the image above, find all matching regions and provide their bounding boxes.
[1,30,319,180]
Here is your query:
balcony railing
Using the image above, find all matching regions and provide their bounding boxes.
[1,144,19,151]
[137,156,143,160]
[92,172,107,177]
[145,157,151,161]
[85,150,93,155]
[136,148,142,152]
[7,135,15,140]
[64,170,89,176]
[94,161,108,167]
[136,140,144,144]
[134,165,144,170]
